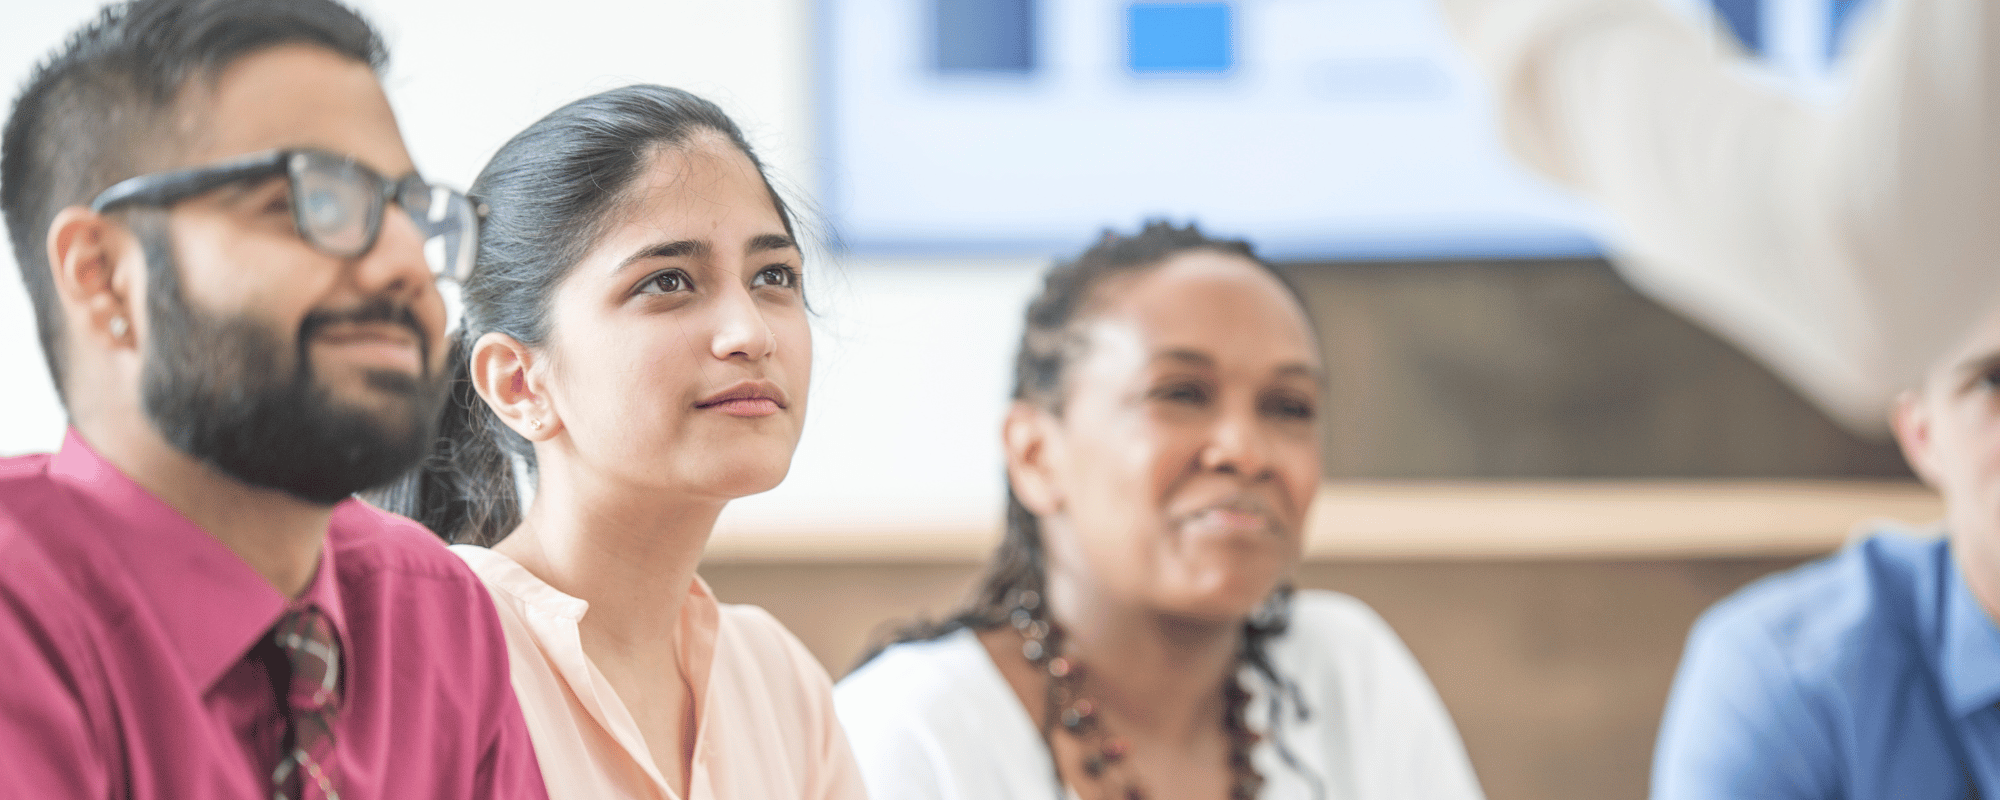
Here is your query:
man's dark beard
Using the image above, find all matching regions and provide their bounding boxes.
[136,225,447,506]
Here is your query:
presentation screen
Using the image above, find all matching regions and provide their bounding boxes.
[819,0,1873,260]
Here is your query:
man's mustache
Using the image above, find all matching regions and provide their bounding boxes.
[297,299,430,366]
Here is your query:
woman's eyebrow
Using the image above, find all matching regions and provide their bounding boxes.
[746,233,797,254]
[1152,349,1215,368]
[1273,362,1324,382]
[615,239,704,272]
[1151,350,1324,381]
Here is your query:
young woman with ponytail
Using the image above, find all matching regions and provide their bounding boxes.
[834,222,1487,800]
[371,85,865,800]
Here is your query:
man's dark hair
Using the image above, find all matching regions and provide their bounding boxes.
[1,0,386,403]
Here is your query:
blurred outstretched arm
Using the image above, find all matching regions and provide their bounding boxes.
[1441,0,2000,432]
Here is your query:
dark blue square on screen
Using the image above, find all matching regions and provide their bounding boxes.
[933,0,1037,73]
[1127,2,1233,74]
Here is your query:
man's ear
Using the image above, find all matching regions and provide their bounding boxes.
[1891,389,1941,488]
[46,206,139,349]
[469,331,557,440]
[1003,400,1064,517]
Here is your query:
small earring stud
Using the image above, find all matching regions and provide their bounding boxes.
[108,316,128,338]
[529,418,543,431]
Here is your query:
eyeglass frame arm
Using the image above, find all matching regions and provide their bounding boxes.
[89,150,292,213]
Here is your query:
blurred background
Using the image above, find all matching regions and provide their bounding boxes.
[0,1,1938,798]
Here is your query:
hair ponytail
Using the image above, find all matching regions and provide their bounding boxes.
[367,332,522,545]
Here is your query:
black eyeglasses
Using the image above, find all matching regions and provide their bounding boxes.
[90,148,484,282]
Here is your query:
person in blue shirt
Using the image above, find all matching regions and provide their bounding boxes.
[1652,301,2000,799]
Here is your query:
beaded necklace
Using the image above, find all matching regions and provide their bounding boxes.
[1007,590,1264,800]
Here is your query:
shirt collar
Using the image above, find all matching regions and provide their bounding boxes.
[459,544,722,635]
[455,545,721,794]
[289,527,349,658]
[48,428,347,694]
[1940,549,2000,716]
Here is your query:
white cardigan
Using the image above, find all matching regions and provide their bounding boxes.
[834,590,1485,800]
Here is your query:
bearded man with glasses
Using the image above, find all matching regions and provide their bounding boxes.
[0,1,547,798]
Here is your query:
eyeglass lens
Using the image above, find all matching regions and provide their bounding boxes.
[292,155,381,259]
[287,151,477,281]
[401,179,478,282]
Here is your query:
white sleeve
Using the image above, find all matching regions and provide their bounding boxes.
[1438,0,2000,431]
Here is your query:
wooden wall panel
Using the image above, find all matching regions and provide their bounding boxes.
[1284,259,1909,479]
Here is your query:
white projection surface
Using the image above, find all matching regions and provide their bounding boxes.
[821,0,1871,260]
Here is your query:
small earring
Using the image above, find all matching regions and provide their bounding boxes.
[529,418,543,431]
[108,316,128,339]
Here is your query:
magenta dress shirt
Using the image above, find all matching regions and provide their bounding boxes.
[0,430,549,799]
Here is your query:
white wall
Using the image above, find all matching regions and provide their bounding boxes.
[0,0,1041,536]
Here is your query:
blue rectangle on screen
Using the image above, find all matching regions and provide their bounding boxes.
[1127,3,1233,74]
[933,0,1037,73]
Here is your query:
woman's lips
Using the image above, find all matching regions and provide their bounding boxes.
[1199,507,1269,531]
[704,398,782,418]
[695,380,787,418]
[1176,498,1280,539]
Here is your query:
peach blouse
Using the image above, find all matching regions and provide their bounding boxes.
[454,545,868,800]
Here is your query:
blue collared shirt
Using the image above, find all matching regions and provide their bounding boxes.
[1653,532,2000,800]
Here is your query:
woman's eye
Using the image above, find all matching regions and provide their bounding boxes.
[1152,382,1211,406]
[639,269,691,295]
[1263,394,1317,421]
[752,265,798,289]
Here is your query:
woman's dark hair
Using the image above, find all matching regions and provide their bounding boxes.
[862,220,1324,794]
[368,84,796,545]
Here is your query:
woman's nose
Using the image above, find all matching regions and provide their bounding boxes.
[710,284,775,361]
[1200,403,1274,479]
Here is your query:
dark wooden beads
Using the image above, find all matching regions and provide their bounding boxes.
[1009,595,1267,800]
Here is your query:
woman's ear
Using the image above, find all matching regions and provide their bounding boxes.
[470,331,558,440]
[1004,400,1063,517]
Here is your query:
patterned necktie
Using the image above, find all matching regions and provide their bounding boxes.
[270,608,342,800]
